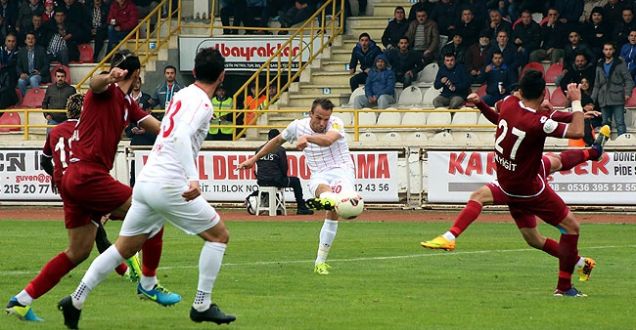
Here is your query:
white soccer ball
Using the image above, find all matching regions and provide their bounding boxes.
[334,192,364,220]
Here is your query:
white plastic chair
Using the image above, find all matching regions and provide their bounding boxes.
[344,86,366,107]
[256,186,286,216]
[357,111,377,127]
[451,112,478,126]
[377,112,402,126]
[403,131,428,144]
[607,133,633,146]
[358,132,378,142]
[380,132,402,143]
[453,132,479,146]
[334,112,353,125]
[421,87,441,107]
[418,62,439,84]
[398,86,424,106]
[426,112,452,126]
[430,131,454,144]
[401,112,428,128]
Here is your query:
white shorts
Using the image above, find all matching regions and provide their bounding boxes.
[119,181,220,237]
[309,166,356,197]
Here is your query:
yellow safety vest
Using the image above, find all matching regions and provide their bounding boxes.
[210,97,234,134]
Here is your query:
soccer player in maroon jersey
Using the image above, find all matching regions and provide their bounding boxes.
[6,50,178,323]
[423,70,603,297]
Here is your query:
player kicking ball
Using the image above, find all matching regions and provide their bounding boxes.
[421,90,611,286]
[239,98,357,275]
[58,48,235,329]
[424,72,599,297]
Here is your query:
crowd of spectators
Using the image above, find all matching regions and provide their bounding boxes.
[348,0,636,136]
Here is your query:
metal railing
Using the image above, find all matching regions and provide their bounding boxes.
[74,0,182,92]
[0,107,496,141]
[230,0,346,140]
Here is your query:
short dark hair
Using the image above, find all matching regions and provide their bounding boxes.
[55,68,66,76]
[194,47,225,84]
[358,32,370,41]
[416,8,427,14]
[66,93,83,119]
[394,6,404,13]
[603,41,616,50]
[491,50,503,58]
[25,31,36,39]
[110,49,140,80]
[443,52,456,59]
[267,129,280,140]
[519,70,545,100]
[311,98,334,112]
[164,65,177,73]
[399,36,409,44]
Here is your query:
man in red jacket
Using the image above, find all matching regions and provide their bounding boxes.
[107,0,138,53]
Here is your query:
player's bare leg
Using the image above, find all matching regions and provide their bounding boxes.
[553,212,587,297]
[311,184,339,275]
[421,186,493,251]
[189,221,235,325]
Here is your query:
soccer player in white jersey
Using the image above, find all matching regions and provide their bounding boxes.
[57,48,236,329]
[239,98,356,275]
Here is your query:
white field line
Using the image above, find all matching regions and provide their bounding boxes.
[2,244,635,276]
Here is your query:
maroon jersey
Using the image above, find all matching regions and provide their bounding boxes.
[70,83,149,170]
[493,95,568,197]
[42,119,78,185]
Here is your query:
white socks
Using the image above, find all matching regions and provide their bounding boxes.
[15,290,33,306]
[442,231,456,241]
[575,257,585,269]
[140,275,158,291]
[193,241,226,312]
[71,246,125,309]
[315,219,338,265]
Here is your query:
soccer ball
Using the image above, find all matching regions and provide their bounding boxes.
[334,192,364,220]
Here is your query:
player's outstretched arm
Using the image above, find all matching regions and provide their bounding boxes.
[304,130,341,147]
[89,68,128,94]
[467,93,498,124]
[138,115,161,135]
[562,83,584,139]
[238,135,285,170]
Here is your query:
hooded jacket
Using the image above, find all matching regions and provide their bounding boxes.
[620,43,636,74]
[559,59,596,91]
[364,54,396,98]
[348,39,383,72]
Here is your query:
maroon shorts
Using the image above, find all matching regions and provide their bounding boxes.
[487,156,569,228]
[61,162,132,229]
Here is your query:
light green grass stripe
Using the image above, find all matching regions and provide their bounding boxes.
[2,244,634,276]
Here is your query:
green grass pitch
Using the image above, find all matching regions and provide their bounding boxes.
[1,218,635,329]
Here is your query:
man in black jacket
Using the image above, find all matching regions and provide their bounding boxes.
[381,6,408,49]
[16,31,49,96]
[253,129,314,215]
[387,36,422,87]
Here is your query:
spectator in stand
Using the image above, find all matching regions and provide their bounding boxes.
[465,30,490,81]
[381,6,409,49]
[0,32,18,70]
[107,0,138,53]
[219,0,234,34]
[405,8,439,66]
[17,0,44,35]
[487,30,520,71]
[407,0,434,23]
[0,15,8,43]
[563,30,595,71]
[134,0,159,22]
[22,14,51,49]
[16,32,49,96]
[150,65,183,117]
[42,68,76,132]
[554,0,583,29]
[208,84,234,140]
[620,29,636,82]
[0,0,18,32]
[580,76,603,146]
[451,7,480,47]
[42,0,55,23]
[613,7,636,47]
[431,0,458,37]
[278,0,313,35]
[560,52,596,93]
[387,36,422,87]
[243,83,275,127]
[46,8,83,64]
[61,0,90,42]
[125,76,155,187]
[475,50,515,106]
[433,52,470,109]
[512,9,541,64]
[528,7,566,64]
[583,7,611,60]
[0,63,18,109]
[439,31,466,64]
[348,32,382,92]
[591,41,634,136]
[89,0,109,62]
[354,54,395,109]
[484,9,512,43]
[244,0,268,34]
[603,0,624,31]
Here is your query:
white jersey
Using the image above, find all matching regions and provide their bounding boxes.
[139,84,212,183]
[281,116,354,173]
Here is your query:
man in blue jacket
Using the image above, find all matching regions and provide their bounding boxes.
[354,54,395,109]
[474,50,515,106]
[349,32,382,91]
[433,52,470,109]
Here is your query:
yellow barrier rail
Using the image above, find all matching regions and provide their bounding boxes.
[0,107,497,141]
[230,0,346,140]
[74,0,182,92]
